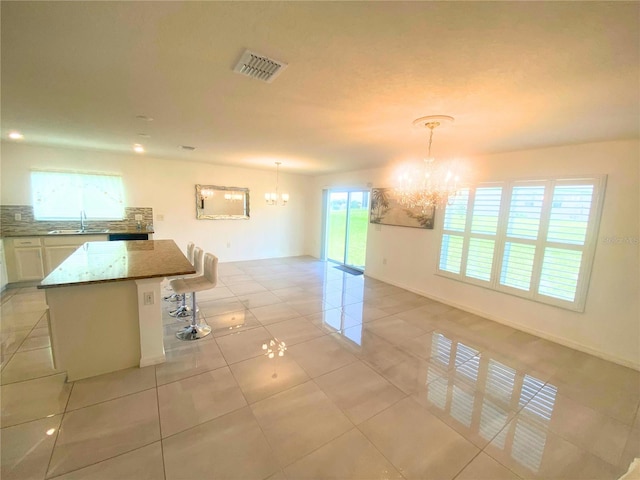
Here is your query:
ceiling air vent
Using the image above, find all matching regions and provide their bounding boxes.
[233,49,287,83]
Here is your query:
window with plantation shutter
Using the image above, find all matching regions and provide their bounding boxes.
[437,176,605,312]
[439,185,503,285]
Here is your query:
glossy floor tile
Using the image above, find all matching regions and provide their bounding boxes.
[250,381,353,466]
[1,256,638,479]
[162,407,280,480]
[0,347,58,385]
[16,327,51,352]
[314,360,405,425]
[47,389,161,477]
[287,335,358,378]
[229,353,309,404]
[0,373,72,427]
[158,366,247,437]
[283,428,403,479]
[51,443,165,480]
[359,396,480,479]
[66,366,157,411]
[456,453,522,480]
[155,339,227,385]
[0,414,61,480]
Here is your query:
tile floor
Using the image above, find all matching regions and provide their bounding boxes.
[1,256,638,480]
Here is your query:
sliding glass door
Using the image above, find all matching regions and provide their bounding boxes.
[326,190,369,270]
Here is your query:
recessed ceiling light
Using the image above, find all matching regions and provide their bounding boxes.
[8,131,24,140]
[138,133,150,138]
[135,115,154,122]
[133,144,145,153]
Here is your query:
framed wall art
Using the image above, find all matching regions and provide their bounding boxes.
[369,187,435,229]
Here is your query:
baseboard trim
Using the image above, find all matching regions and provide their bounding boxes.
[139,354,166,368]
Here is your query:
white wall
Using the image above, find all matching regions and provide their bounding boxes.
[0,142,312,262]
[310,140,640,370]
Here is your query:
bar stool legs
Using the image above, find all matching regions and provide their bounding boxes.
[169,293,190,318]
[163,293,182,302]
[169,293,198,318]
[175,292,211,340]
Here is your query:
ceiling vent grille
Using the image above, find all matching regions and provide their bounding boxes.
[233,49,287,83]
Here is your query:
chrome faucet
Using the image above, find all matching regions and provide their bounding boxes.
[80,210,87,231]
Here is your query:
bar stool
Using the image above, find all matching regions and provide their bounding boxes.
[171,253,218,340]
[164,242,195,302]
[169,247,204,318]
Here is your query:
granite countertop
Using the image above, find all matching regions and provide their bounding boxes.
[2,229,154,238]
[38,240,195,289]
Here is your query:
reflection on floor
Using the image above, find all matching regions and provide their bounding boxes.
[1,256,638,479]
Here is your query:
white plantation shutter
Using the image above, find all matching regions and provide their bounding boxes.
[465,187,502,281]
[466,238,495,281]
[437,176,605,311]
[535,181,599,307]
[439,189,469,274]
[439,186,503,284]
[537,183,595,303]
[500,184,545,292]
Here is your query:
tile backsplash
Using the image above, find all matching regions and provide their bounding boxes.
[0,205,154,236]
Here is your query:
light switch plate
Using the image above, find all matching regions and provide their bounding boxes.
[135,214,143,221]
[14,213,22,221]
[143,292,154,305]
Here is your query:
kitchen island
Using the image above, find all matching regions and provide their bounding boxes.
[38,240,195,381]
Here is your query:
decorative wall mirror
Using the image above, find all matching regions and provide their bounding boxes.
[196,184,250,220]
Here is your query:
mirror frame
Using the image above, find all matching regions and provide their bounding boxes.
[195,184,250,220]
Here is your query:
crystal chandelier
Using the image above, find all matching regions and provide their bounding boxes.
[395,115,461,211]
[265,162,289,206]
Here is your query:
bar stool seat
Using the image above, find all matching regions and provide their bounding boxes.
[164,242,195,302]
[169,246,203,318]
[171,252,218,340]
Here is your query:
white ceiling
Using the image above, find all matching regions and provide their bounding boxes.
[1,1,638,175]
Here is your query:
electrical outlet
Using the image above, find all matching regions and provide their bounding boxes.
[143,291,154,305]
[226,242,231,248]
[135,214,143,221]
[382,258,387,265]
[14,213,22,221]
[156,214,164,221]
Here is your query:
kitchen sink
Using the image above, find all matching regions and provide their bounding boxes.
[48,229,110,234]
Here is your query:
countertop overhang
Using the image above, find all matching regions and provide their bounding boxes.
[38,239,195,289]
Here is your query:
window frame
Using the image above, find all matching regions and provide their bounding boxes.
[31,170,126,221]
[436,174,607,312]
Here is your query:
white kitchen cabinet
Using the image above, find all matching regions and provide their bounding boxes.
[4,235,109,282]
[11,238,45,281]
[0,239,7,292]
